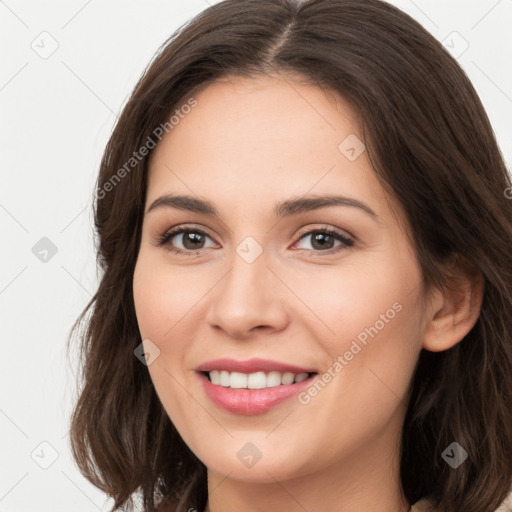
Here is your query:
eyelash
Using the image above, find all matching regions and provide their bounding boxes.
[153,224,354,257]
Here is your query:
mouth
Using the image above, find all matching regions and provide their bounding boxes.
[196,368,319,415]
[200,370,318,389]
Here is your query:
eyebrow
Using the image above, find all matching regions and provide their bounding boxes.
[147,194,378,221]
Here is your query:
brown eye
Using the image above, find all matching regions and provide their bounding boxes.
[156,227,216,255]
[294,227,354,254]
[154,225,354,256]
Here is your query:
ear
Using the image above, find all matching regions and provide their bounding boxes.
[422,254,484,352]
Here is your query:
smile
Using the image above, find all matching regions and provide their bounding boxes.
[203,370,315,389]
[196,366,319,415]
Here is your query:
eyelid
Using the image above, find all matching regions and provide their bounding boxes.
[291,224,354,255]
[152,223,216,250]
[294,224,354,244]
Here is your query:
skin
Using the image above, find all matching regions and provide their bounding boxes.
[132,73,483,512]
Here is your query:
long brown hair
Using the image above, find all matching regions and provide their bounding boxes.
[66,1,512,511]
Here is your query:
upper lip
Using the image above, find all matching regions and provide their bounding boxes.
[196,358,317,374]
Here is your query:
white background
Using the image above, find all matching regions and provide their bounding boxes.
[1,0,511,510]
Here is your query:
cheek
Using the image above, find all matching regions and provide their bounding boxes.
[284,258,421,346]
[133,257,199,427]
[290,266,424,452]
[284,254,425,412]
[132,255,210,409]
[133,254,202,341]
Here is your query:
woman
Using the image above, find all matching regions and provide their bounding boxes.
[67,1,512,511]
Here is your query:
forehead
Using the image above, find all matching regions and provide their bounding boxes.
[150,73,359,165]
[177,73,359,151]
[145,74,395,224]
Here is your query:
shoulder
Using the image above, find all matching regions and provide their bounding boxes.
[410,498,435,512]
[411,493,512,512]
[496,491,512,511]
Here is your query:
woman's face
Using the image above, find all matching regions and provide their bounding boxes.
[133,74,430,483]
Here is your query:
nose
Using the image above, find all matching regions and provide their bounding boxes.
[205,246,289,339]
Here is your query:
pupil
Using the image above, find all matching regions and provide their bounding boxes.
[312,232,333,250]
[184,232,203,249]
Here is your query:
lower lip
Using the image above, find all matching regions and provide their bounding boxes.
[197,372,318,415]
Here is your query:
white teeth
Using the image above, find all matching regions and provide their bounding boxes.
[266,371,282,387]
[247,371,267,389]
[206,370,312,389]
[230,372,248,389]
[220,370,230,386]
[281,372,295,385]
